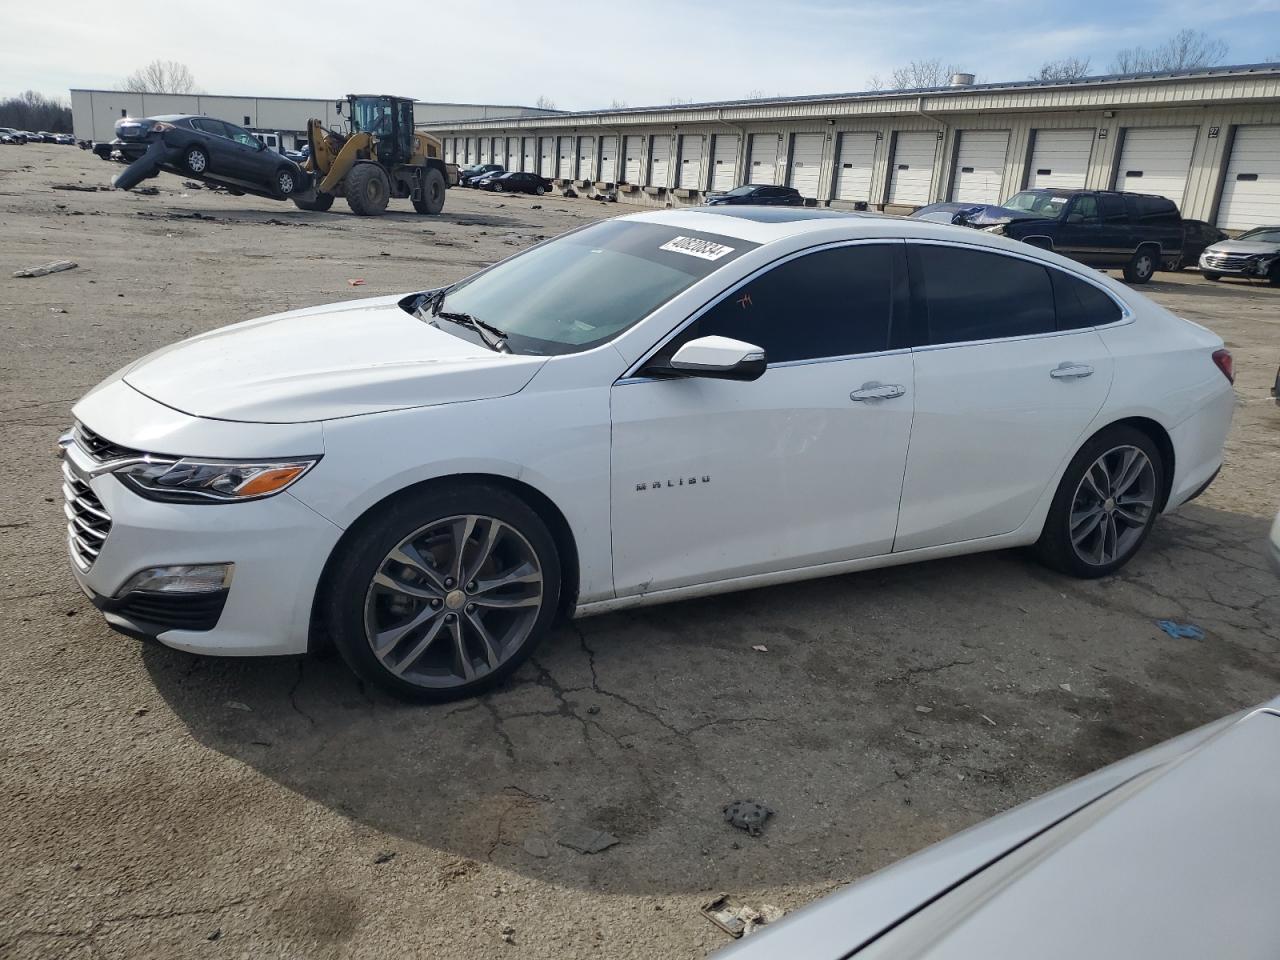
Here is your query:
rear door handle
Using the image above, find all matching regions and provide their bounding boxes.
[850,381,906,401]
[1050,362,1094,380]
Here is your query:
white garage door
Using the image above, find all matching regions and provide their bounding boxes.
[747,133,779,185]
[466,137,477,164]
[677,134,704,189]
[1027,129,1094,189]
[557,136,574,179]
[507,137,520,168]
[950,130,1009,204]
[599,136,617,182]
[622,136,642,184]
[649,135,671,187]
[833,131,876,202]
[522,138,535,173]
[577,136,596,181]
[788,133,825,199]
[1115,127,1196,205]
[887,131,938,205]
[539,138,554,178]
[711,134,740,191]
[1217,126,1280,231]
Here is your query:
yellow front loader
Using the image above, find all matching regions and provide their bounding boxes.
[294,94,457,216]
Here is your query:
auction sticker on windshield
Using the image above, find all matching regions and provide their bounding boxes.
[659,236,736,261]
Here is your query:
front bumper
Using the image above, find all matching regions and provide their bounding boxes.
[61,433,343,657]
[1199,253,1277,277]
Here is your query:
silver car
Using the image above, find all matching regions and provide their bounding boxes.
[1199,225,1280,283]
[718,696,1280,959]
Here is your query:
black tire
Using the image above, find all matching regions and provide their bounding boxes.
[273,166,298,198]
[323,483,561,702]
[292,191,334,212]
[345,163,390,216]
[411,168,447,214]
[534,185,546,196]
[1034,425,1164,579]
[493,181,504,192]
[1202,271,1222,282]
[1122,246,1157,284]
[182,144,210,175]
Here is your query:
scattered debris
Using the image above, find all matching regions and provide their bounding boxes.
[182,180,203,190]
[980,713,997,726]
[71,862,82,872]
[530,204,542,209]
[224,701,251,712]
[135,186,159,196]
[1156,619,1204,640]
[500,924,516,944]
[132,706,148,717]
[206,929,221,942]
[379,251,390,256]
[13,259,77,278]
[348,278,366,286]
[1059,683,1073,694]
[373,851,395,864]
[751,644,768,652]
[522,834,551,858]
[723,800,773,837]
[50,307,68,314]
[915,705,933,714]
[701,894,786,938]
[557,825,619,854]
[586,704,600,715]
[52,183,101,192]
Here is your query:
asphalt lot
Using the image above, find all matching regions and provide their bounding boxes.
[2,144,1278,959]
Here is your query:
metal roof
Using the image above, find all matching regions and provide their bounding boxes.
[419,61,1280,129]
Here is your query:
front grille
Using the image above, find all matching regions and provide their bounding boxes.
[75,423,140,463]
[1201,253,1251,271]
[62,459,111,571]
[110,590,228,632]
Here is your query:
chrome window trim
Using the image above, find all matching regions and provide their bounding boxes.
[905,237,1135,354]
[619,238,906,382]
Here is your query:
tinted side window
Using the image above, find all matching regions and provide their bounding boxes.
[680,245,897,363]
[191,118,228,137]
[911,245,1054,345]
[1050,269,1123,330]
[1099,194,1126,223]
[1068,195,1099,223]
[222,122,257,147]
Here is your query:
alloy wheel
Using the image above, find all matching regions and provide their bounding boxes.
[1069,445,1156,566]
[278,172,294,194]
[363,514,543,688]
[187,150,206,172]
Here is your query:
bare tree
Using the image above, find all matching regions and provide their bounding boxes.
[868,59,965,91]
[609,98,629,109]
[744,88,766,99]
[1110,30,1228,73]
[122,59,198,94]
[534,95,557,110]
[1032,56,1092,81]
[0,90,72,133]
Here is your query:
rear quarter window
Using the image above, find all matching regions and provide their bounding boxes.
[1050,269,1123,329]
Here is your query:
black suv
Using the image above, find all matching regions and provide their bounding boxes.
[982,189,1182,284]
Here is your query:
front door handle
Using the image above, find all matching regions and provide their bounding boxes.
[1050,362,1094,380]
[850,381,906,402]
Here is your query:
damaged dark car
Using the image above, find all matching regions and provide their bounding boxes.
[96,114,309,200]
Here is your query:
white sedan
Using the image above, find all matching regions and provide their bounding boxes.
[61,208,1235,699]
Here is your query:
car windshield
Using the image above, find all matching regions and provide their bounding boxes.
[1236,227,1280,244]
[427,220,755,355]
[726,185,760,197]
[1002,191,1069,217]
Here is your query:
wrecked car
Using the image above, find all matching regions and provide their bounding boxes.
[101,114,308,200]
[1199,224,1280,283]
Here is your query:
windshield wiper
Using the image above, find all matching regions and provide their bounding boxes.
[437,309,511,354]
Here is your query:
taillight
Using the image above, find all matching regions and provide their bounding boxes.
[1212,348,1234,384]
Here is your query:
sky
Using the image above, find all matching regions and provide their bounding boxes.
[3,0,1279,110]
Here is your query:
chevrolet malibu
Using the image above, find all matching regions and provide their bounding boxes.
[61,208,1235,700]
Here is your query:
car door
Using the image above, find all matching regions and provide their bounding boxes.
[609,241,915,597]
[188,118,233,174]
[221,121,269,183]
[1051,193,1108,265]
[894,241,1115,552]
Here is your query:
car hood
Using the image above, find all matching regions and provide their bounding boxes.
[912,203,1037,227]
[122,294,547,424]
[1204,239,1280,255]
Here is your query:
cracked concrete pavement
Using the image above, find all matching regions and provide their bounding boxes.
[2,146,1278,959]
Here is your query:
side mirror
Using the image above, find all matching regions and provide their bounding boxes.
[663,336,766,381]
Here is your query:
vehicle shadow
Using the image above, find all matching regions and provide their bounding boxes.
[142,503,1280,894]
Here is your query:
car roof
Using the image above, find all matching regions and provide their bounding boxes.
[1017,187,1178,201]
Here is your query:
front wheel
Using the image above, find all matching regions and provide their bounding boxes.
[412,168,447,214]
[492,182,504,192]
[534,185,546,196]
[1123,247,1157,284]
[345,163,390,216]
[1035,426,1164,579]
[1202,271,1222,282]
[324,484,561,701]
[273,166,298,198]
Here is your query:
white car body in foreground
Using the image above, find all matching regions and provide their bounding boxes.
[717,696,1280,959]
[63,208,1235,698]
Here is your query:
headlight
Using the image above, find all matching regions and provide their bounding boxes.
[982,224,1005,235]
[114,457,318,503]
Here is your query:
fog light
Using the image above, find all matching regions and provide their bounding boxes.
[116,563,233,596]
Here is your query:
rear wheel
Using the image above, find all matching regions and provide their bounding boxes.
[1035,425,1163,578]
[182,145,209,175]
[1122,247,1157,284]
[324,484,561,701]
[345,163,390,216]
[292,191,334,212]
[411,168,447,214]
